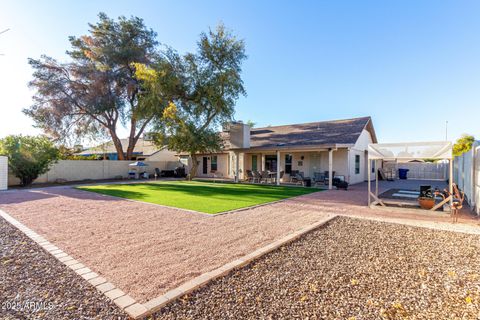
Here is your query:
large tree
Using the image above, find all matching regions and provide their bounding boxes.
[136,24,247,178]
[24,13,167,160]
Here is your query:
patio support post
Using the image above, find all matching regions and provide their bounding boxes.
[449,159,453,207]
[368,156,371,206]
[328,148,333,190]
[375,160,378,197]
[261,153,265,171]
[235,152,240,183]
[276,150,280,186]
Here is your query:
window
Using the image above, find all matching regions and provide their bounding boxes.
[371,160,375,173]
[265,155,277,172]
[211,155,218,171]
[285,154,292,174]
[252,155,258,171]
[355,155,360,174]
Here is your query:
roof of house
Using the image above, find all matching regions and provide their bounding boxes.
[77,138,164,156]
[231,116,376,150]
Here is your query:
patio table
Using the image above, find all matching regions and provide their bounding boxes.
[268,172,277,184]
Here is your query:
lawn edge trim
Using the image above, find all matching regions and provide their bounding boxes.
[140,214,338,318]
[75,183,324,216]
[0,207,336,319]
[0,209,142,318]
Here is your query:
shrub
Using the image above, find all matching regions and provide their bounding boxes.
[0,135,60,186]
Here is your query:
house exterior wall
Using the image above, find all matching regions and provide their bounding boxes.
[195,153,230,178]
[350,129,376,184]
[0,156,7,190]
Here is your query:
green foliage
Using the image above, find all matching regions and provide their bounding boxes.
[453,134,475,157]
[136,24,247,178]
[24,13,166,160]
[245,120,256,128]
[0,135,60,186]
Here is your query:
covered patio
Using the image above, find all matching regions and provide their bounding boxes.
[368,141,453,211]
[233,147,350,189]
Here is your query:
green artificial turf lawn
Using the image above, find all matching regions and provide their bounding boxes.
[78,180,320,214]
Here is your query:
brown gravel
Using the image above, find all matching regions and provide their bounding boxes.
[0,186,330,303]
[154,217,480,319]
[1,182,478,306]
[0,217,128,320]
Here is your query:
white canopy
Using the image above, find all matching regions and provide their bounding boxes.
[368,141,452,161]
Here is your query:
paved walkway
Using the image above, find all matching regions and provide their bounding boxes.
[1,182,478,304]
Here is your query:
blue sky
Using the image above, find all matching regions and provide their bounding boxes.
[1,1,479,145]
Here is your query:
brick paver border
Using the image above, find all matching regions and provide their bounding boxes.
[0,207,336,319]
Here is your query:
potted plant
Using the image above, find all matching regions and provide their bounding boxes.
[418,189,435,209]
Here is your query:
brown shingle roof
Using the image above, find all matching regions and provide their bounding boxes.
[247,116,375,150]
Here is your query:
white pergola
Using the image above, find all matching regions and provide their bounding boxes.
[367,141,453,210]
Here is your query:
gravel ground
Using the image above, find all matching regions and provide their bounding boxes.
[0,217,128,320]
[0,187,330,303]
[154,217,480,320]
[1,183,478,305]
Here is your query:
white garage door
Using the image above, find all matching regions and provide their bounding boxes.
[0,156,7,190]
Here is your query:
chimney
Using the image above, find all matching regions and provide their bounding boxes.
[227,121,250,149]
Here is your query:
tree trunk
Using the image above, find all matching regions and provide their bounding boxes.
[125,137,136,160]
[109,129,125,160]
[188,153,198,181]
[125,118,137,160]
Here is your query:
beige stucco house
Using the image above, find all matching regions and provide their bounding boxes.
[190,116,377,189]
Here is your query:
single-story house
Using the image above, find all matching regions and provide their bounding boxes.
[190,116,377,189]
[77,138,178,162]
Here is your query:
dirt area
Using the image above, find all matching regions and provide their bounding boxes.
[0,216,128,320]
[1,182,478,306]
[154,217,480,319]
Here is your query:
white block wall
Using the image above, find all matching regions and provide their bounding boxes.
[0,156,7,190]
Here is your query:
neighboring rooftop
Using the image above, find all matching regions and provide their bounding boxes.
[77,138,162,156]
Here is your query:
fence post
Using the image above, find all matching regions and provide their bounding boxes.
[0,156,7,191]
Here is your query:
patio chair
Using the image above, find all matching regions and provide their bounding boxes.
[253,171,262,183]
[323,170,336,185]
[245,170,255,183]
[290,170,299,183]
[261,170,270,184]
[450,184,465,223]
[434,183,464,222]
[271,171,284,184]
[313,172,326,186]
[294,172,306,185]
